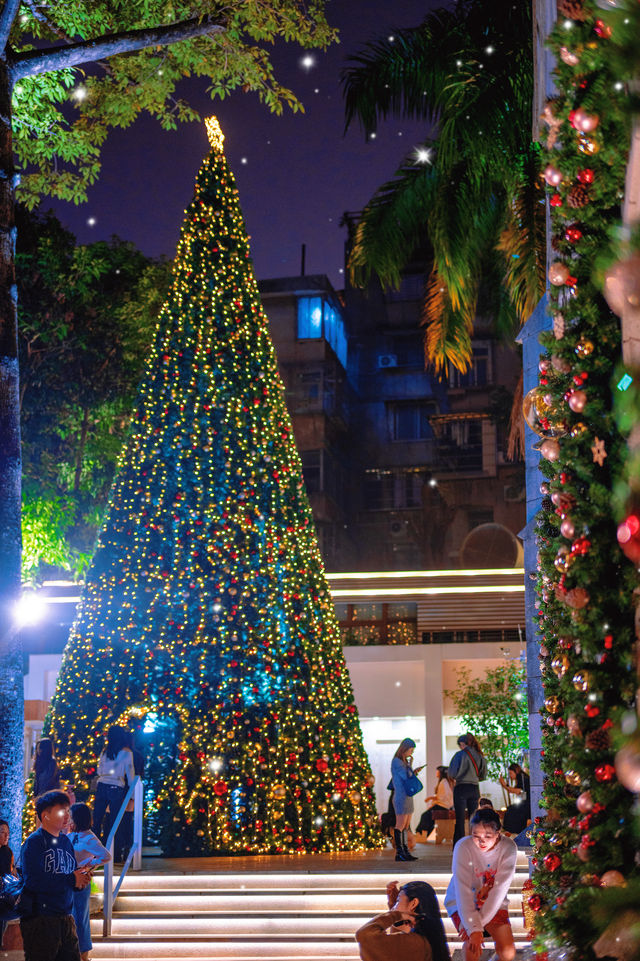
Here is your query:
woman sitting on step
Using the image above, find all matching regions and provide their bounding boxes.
[356,879,450,961]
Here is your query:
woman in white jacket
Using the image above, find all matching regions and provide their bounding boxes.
[444,807,517,961]
[92,725,134,843]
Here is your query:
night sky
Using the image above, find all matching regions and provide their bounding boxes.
[52,1,438,289]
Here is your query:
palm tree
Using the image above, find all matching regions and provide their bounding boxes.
[342,0,545,376]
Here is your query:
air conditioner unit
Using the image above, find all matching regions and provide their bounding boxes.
[377,353,397,369]
[504,483,526,503]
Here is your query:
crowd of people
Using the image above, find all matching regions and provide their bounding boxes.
[369,732,530,961]
[1,725,528,961]
[0,724,143,961]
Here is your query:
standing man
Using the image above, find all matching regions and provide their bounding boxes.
[19,790,91,961]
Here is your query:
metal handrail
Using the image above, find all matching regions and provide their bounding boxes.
[102,776,143,937]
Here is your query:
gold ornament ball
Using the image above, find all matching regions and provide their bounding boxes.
[575,338,594,358]
[572,670,591,692]
[600,870,626,887]
[545,695,561,714]
[272,784,287,799]
[551,654,570,678]
[567,714,583,737]
[366,774,376,787]
[570,422,587,438]
[523,388,546,436]
[564,769,582,787]
[348,790,362,804]
[548,833,563,846]
[549,261,570,286]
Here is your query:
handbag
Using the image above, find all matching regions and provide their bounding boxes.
[0,873,24,920]
[405,773,423,796]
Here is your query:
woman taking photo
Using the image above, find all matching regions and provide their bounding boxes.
[445,808,517,961]
[390,737,423,862]
[356,879,450,961]
[93,725,134,843]
[416,765,453,839]
[448,733,487,846]
[500,763,531,834]
[32,737,61,797]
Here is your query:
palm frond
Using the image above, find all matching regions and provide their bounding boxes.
[497,144,547,322]
[348,159,439,289]
[422,265,473,373]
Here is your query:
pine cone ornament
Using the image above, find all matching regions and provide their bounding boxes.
[557,0,587,21]
[567,183,590,208]
[586,727,611,751]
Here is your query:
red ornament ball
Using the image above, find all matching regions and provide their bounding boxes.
[213,780,228,796]
[315,758,329,772]
[528,894,542,912]
[565,226,583,243]
[543,853,562,872]
[577,168,595,184]
[617,513,640,564]
[594,763,616,782]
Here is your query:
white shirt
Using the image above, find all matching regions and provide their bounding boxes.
[444,834,517,934]
[436,778,454,808]
[70,829,111,866]
[97,748,135,788]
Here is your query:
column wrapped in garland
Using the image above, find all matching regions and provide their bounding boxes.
[527,0,640,957]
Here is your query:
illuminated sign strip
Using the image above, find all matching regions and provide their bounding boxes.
[330,585,525,598]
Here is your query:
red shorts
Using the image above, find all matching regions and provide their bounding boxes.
[451,908,511,941]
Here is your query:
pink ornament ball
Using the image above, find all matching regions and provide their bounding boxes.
[549,261,570,286]
[540,439,560,462]
[600,870,626,888]
[544,165,563,186]
[576,790,593,814]
[568,389,587,413]
[560,46,580,66]
[560,518,576,539]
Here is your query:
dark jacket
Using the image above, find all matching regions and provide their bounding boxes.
[448,746,486,784]
[18,828,77,917]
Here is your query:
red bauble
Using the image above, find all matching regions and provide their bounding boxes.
[594,18,612,38]
[315,758,329,772]
[550,193,563,207]
[577,168,594,184]
[594,763,616,782]
[543,853,562,872]
[213,780,228,796]
[565,226,583,243]
[528,894,542,911]
[334,779,347,792]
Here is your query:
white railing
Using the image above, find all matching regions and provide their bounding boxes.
[102,776,143,937]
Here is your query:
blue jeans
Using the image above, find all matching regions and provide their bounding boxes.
[453,782,479,846]
[93,782,126,844]
[72,886,91,953]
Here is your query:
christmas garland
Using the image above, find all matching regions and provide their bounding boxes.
[526,0,640,957]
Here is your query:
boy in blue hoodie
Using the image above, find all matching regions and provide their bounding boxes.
[19,790,91,961]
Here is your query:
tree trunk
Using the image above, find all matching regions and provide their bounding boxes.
[0,58,24,845]
[74,406,90,491]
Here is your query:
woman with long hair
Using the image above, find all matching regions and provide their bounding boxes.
[356,879,450,961]
[448,733,487,846]
[32,737,61,797]
[92,725,134,844]
[500,762,531,834]
[416,765,454,838]
[390,737,423,862]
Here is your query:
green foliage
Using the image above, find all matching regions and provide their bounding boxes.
[17,205,170,582]
[6,1,336,207]
[532,1,640,956]
[444,660,528,780]
[342,0,545,372]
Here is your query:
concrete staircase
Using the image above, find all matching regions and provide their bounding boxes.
[90,868,530,960]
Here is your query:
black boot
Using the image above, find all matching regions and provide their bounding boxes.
[402,830,418,860]
[394,829,409,861]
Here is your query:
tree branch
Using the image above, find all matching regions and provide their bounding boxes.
[23,0,74,45]
[9,14,227,82]
[0,0,21,58]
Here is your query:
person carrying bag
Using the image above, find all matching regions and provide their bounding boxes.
[449,733,487,846]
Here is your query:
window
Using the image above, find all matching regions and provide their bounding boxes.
[437,417,483,472]
[392,402,435,441]
[300,449,321,494]
[449,343,491,389]
[297,297,323,339]
[363,473,395,511]
[296,371,322,410]
[338,602,418,646]
[297,297,348,368]
[363,470,425,510]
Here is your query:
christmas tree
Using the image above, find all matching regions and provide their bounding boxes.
[44,118,381,856]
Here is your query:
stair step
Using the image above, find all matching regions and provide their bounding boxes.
[109,894,523,914]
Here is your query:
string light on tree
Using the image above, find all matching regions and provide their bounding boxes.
[43,117,381,857]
